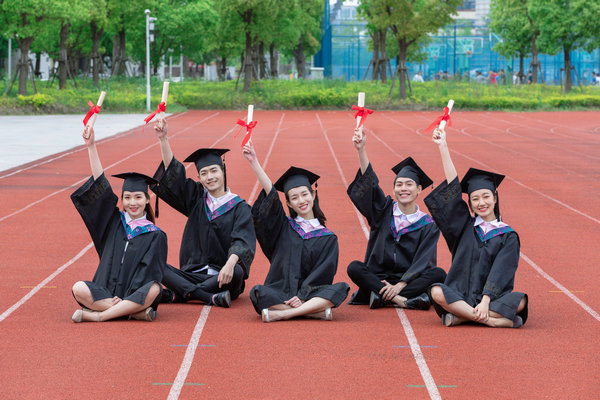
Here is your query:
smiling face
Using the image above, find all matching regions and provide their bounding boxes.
[286,186,315,220]
[198,164,225,196]
[393,177,421,206]
[469,188,497,221]
[122,191,149,220]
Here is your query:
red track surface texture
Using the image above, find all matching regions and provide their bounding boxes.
[1,110,599,399]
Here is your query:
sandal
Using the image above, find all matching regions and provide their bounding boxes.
[261,308,270,323]
[441,313,456,327]
[307,308,333,321]
[130,307,156,322]
[72,309,101,323]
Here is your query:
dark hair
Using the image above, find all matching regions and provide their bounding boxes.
[285,186,327,226]
[121,192,155,223]
[468,190,501,221]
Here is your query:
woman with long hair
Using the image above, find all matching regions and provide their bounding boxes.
[424,127,528,328]
[242,141,349,322]
[70,126,166,322]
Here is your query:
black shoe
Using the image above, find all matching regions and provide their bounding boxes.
[348,291,369,305]
[405,293,431,310]
[211,290,231,308]
[159,288,175,304]
[369,291,384,309]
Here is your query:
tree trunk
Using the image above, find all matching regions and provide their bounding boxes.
[243,29,253,92]
[292,35,306,79]
[258,42,267,79]
[91,21,102,87]
[397,44,408,99]
[269,43,278,79]
[371,32,380,81]
[112,30,127,77]
[563,45,572,93]
[58,23,68,89]
[518,52,524,83]
[34,52,41,77]
[17,37,34,96]
[530,34,539,84]
[379,30,388,83]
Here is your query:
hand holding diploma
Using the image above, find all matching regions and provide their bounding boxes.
[425,99,454,133]
[83,91,106,139]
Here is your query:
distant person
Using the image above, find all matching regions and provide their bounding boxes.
[591,72,598,86]
[489,70,497,84]
[242,141,349,322]
[425,126,528,328]
[346,128,446,310]
[71,126,166,323]
[474,71,486,83]
[442,71,449,81]
[151,121,256,307]
[412,71,424,83]
[498,69,505,85]
[513,71,519,85]
[463,71,470,82]
[435,71,442,81]
[527,71,532,84]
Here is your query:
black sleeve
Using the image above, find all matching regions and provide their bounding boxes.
[424,177,471,253]
[483,232,520,301]
[228,202,257,279]
[347,163,390,228]
[251,187,287,261]
[71,173,119,257]
[151,157,202,216]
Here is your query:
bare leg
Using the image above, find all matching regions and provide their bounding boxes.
[269,303,293,311]
[391,295,408,308]
[77,283,161,322]
[72,281,114,311]
[266,297,334,322]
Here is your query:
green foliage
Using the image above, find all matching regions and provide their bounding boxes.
[1,78,600,114]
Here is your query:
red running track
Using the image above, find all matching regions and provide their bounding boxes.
[0,110,598,399]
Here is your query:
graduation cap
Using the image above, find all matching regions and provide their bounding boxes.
[112,172,158,194]
[184,148,229,172]
[273,166,320,194]
[391,157,433,189]
[460,168,505,194]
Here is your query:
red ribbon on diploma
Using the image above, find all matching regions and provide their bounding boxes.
[235,119,258,147]
[83,101,101,126]
[144,102,166,124]
[352,105,374,128]
[424,107,452,133]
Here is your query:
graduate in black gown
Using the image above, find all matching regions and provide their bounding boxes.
[71,126,166,323]
[151,121,255,307]
[346,128,446,310]
[242,141,349,322]
[424,126,528,328]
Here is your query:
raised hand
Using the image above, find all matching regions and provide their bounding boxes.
[432,127,446,145]
[352,128,366,150]
[83,126,96,146]
[242,140,257,163]
[154,119,168,140]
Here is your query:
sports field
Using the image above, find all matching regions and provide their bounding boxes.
[0,110,598,399]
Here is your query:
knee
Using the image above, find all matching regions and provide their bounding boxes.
[346,261,363,278]
[233,265,244,281]
[72,281,88,299]
[148,283,161,298]
[430,286,445,304]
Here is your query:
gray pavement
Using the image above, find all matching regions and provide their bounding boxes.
[0,114,160,172]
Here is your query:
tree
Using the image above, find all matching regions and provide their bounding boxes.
[358,0,390,82]
[363,0,462,99]
[489,0,538,83]
[106,0,149,77]
[286,0,322,79]
[530,0,600,92]
[0,0,49,95]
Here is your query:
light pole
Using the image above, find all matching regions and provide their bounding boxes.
[145,9,157,111]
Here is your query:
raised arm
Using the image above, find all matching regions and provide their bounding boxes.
[432,127,457,184]
[83,126,103,180]
[154,119,174,167]
[242,140,273,193]
[352,128,369,174]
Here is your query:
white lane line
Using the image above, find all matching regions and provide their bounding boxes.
[167,306,211,400]
[315,113,440,400]
[247,113,286,204]
[0,112,189,180]
[0,242,94,323]
[0,112,220,223]
[368,126,600,322]
[520,252,600,322]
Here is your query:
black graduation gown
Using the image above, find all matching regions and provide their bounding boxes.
[71,173,166,306]
[249,187,349,314]
[151,158,256,280]
[347,164,441,284]
[424,177,528,322]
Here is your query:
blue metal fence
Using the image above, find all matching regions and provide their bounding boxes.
[313,1,600,85]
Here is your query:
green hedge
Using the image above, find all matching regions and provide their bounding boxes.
[1,77,599,114]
